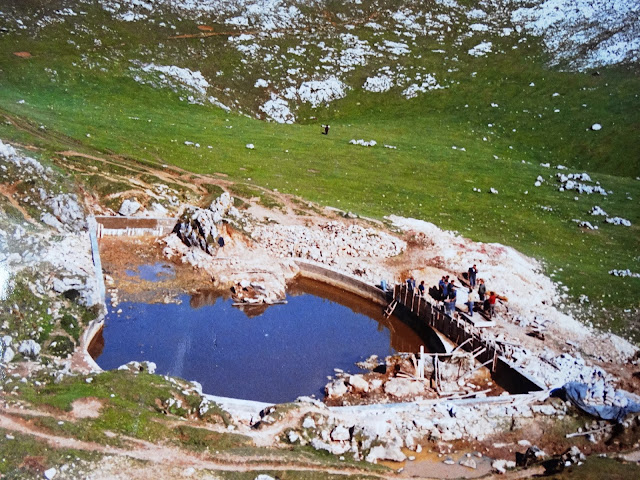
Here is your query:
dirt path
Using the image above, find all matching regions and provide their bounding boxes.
[0,183,39,225]
[0,409,393,478]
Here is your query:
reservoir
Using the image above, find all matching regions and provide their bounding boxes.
[91,277,426,403]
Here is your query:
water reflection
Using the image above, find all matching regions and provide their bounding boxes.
[92,279,426,403]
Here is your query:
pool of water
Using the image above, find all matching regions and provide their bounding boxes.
[125,262,175,282]
[91,278,426,403]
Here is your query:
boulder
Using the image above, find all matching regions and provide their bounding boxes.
[492,459,516,474]
[119,199,141,216]
[18,340,41,358]
[331,425,351,442]
[302,416,316,429]
[2,346,14,363]
[366,444,407,463]
[460,457,477,469]
[326,379,348,398]
[384,377,425,398]
[173,206,220,255]
[348,374,369,392]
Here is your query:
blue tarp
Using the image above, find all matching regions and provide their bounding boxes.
[554,382,640,423]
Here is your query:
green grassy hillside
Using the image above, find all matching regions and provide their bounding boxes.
[0,0,638,339]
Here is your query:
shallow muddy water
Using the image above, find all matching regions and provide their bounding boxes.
[91,278,425,403]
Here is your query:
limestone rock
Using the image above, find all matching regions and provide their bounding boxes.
[384,377,425,398]
[460,457,477,469]
[119,199,141,216]
[331,425,351,442]
[44,467,57,479]
[41,212,65,231]
[2,346,15,363]
[492,459,516,474]
[348,374,369,392]
[302,416,316,429]
[310,437,350,455]
[173,206,220,255]
[45,193,86,230]
[18,340,41,358]
[326,379,348,398]
[288,431,300,443]
[365,444,407,463]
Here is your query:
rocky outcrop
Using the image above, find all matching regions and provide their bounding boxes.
[172,193,236,255]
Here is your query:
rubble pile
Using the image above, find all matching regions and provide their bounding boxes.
[282,395,567,464]
[0,140,86,232]
[251,221,406,263]
[324,353,492,406]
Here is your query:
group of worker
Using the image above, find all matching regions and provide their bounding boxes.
[406,264,499,318]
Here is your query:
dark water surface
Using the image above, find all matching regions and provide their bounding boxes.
[92,278,425,403]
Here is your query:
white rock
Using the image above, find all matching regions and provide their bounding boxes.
[348,374,369,392]
[591,123,602,131]
[2,346,14,363]
[302,416,316,429]
[246,144,255,149]
[18,339,41,358]
[331,425,351,442]
[44,468,57,479]
[384,377,425,398]
[119,199,141,216]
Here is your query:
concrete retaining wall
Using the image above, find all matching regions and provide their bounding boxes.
[294,260,387,306]
[95,216,176,237]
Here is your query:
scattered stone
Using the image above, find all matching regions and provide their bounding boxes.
[288,431,300,443]
[605,217,631,227]
[492,459,516,474]
[44,468,57,479]
[460,457,477,469]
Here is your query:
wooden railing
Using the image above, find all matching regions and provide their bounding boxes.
[393,284,501,372]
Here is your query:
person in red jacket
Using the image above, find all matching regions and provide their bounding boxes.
[488,291,497,318]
